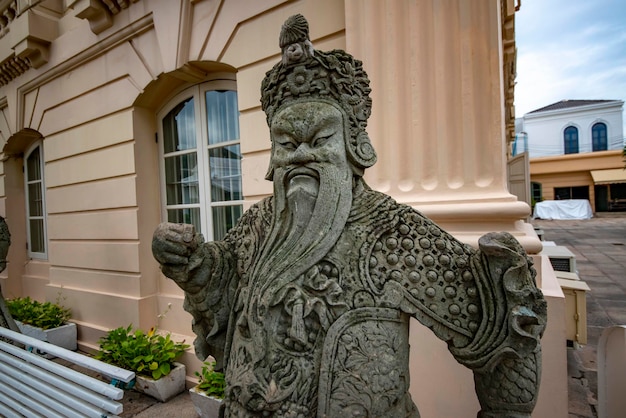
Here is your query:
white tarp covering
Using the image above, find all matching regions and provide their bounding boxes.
[533,199,593,220]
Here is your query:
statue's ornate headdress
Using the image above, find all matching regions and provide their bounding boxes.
[261,14,377,177]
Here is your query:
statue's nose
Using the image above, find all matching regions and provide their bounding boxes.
[290,143,315,164]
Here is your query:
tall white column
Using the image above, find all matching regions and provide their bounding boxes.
[345,0,540,253]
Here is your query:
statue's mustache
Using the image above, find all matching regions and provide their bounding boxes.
[285,165,320,182]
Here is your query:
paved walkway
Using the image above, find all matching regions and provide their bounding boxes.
[533,213,626,418]
[117,214,626,417]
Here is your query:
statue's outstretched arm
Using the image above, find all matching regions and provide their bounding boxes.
[152,222,238,366]
[151,199,271,367]
[451,232,547,418]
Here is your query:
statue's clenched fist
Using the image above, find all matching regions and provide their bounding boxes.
[152,222,198,266]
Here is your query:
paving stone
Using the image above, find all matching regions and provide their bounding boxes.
[535,213,626,418]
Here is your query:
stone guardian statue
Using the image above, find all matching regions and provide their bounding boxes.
[153,14,547,418]
[0,216,20,333]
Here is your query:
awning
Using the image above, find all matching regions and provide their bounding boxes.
[590,168,626,185]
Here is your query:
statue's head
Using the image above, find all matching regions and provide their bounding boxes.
[261,14,377,182]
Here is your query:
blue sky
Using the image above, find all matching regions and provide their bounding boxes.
[515,0,626,136]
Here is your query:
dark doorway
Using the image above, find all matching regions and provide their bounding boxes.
[595,185,608,212]
[608,183,626,211]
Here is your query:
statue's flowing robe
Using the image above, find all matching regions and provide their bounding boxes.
[164,188,546,417]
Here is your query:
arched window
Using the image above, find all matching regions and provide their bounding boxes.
[563,126,579,154]
[158,80,243,241]
[25,141,48,258]
[592,122,608,151]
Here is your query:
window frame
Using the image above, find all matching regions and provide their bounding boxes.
[563,126,579,154]
[591,122,608,152]
[157,80,244,241]
[24,141,48,259]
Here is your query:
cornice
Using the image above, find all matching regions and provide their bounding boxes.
[15,12,154,129]
[0,0,143,88]
[73,0,141,35]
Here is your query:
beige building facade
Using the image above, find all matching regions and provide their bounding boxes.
[531,150,626,212]
[0,0,566,416]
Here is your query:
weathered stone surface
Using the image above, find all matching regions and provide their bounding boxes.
[0,216,20,333]
[152,15,547,418]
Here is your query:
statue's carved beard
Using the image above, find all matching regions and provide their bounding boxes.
[248,160,353,336]
[228,161,352,411]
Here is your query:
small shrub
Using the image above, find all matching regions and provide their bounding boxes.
[196,361,225,399]
[6,296,71,330]
[95,324,189,380]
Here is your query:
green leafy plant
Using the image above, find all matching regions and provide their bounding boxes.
[95,325,189,380]
[196,361,225,399]
[6,296,71,330]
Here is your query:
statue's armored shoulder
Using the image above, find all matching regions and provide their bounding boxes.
[358,196,480,347]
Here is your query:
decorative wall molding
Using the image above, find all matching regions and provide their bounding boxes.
[73,0,141,34]
[501,0,517,156]
[0,54,29,85]
[0,0,143,86]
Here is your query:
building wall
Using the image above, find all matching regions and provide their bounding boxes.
[522,102,624,158]
[0,0,566,416]
[530,150,624,211]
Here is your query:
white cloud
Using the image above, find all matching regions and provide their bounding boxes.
[514,0,626,137]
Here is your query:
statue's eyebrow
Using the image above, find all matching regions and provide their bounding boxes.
[271,123,292,136]
[271,109,340,139]
[312,113,341,133]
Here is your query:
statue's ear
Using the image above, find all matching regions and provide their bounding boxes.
[265,141,276,181]
[346,131,377,174]
[265,164,275,181]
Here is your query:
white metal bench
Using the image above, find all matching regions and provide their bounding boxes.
[0,326,135,418]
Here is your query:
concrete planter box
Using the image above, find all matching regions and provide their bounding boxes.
[189,386,223,418]
[135,362,186,402]
[16,321,77,352]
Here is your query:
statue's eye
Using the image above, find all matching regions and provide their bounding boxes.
[277,137,297,150]
[312,134,332,147]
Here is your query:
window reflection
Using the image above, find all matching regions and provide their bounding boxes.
[592,122,607,152]
[25,143,46,257]
[161,84,243,241]
[212,205,243,241]
[165,153,199,205]
[163,98,196,153]
[210,145,242,202]
[206,91,239,145]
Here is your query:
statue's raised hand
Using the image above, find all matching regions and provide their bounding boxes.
[152,222,208,290]
[152,222,197,264]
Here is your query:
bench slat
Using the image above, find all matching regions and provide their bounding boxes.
[0,359,120,418]
[0,340,124,400]
[0,388,50,418]
[0,327,134,383]
[0,347,123,414]
[0,370,85,418]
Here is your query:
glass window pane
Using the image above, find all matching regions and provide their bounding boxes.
[28,183,43,216]
[163,98,196,153]
[592,123,607,151]
[167,208,201,232]
[29,219,44,253]
[26,147,41,181]
[212,205,243,241]
[206,90,240,145]
[209,145,242,202]
[165,153,199,205]
[564,126,578,154]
